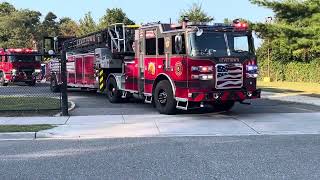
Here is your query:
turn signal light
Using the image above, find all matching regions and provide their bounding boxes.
[191,66,213,73]
[191,74,213,80]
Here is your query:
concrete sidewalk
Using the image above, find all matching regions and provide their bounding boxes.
[1,90,319,139]
[1,111,320,139]
[32,112,320,139]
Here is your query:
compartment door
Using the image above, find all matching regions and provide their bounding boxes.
[75,56,83,85]
[83,55,95,86]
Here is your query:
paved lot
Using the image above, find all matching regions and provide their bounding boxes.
[0,83,59,97]
[1,135,320,180]
[1,84,318,116]
[68,90,320,116]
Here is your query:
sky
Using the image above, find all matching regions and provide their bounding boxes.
[2,0,273,24]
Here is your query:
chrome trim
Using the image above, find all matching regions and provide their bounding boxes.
[155,73,176,96]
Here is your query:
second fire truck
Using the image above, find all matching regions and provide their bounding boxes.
[0,48,42,86]
[47,19,261,114]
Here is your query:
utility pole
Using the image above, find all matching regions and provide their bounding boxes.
[60,48,68,116]
[265,17,273,81]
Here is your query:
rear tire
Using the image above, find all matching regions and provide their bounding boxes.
[212,101,235,112]
[154,80,176,115]
[50,76,60,92]
[106,77,122,103]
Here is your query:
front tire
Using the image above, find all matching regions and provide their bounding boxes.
[154,80,176,115]
[0,78,8,86]
[106,77,122,103]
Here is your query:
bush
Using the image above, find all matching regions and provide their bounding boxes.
[258,58,320,83]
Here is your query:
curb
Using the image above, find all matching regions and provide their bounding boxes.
[262,91,320,107]
[35,132,56,139]
[0,132,36,140]
[54,101,76,117]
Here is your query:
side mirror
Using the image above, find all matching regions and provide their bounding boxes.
[175,35,183,54]
[196,28,203,37]
[48,50,55,55]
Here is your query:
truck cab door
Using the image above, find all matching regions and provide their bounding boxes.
[138,30,145,93]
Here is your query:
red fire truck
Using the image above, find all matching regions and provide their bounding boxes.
[48,19,260,114]
[0,48,42,86]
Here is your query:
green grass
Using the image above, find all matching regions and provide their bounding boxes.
[258,81,320,95]
[0,124,55,132]
[0,97,60,111]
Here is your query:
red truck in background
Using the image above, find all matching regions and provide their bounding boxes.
[47,19,261,114]
[0,48,42,86]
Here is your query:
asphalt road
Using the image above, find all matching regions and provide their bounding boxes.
[1,84,319,116]
[68,90,320,116]
[1,135,320,180]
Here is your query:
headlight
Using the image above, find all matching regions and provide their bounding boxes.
[246,65,258,78]
[11,69,17,75]
[34,69,41,73]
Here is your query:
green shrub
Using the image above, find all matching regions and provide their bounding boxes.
[258,58,320,83]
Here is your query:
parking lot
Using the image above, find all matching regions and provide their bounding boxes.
[68,90,320,116]
[1,83,319,116]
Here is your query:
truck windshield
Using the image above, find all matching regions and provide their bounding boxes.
[8,54,41,62]
[188,32,254,57]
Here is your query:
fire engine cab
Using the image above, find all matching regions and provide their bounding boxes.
[0,48,41,86]
[48,19,261,114]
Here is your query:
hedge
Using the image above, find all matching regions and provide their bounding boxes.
[258,59,320,83]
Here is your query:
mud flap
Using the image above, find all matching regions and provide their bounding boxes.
[99,69,106,92]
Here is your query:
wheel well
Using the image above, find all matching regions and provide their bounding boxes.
[152,74,176,96]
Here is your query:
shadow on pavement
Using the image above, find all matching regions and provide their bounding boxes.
[260,87,303,94]
[67,88,320,116]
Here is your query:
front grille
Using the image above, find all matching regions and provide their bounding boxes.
[19,68,34,78]
[215,63,243,89]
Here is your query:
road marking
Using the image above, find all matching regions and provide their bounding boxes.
[288,106,316,112]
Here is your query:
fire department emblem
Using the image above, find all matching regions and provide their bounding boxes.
[165,37,170,49]
[175,61,183,77]
[148,62,156,75]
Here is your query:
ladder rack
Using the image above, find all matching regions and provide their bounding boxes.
[63,23,138,54]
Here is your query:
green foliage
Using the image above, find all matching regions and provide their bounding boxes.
[0,3,41,48]
[59,17,79,37]
[251,0,320,62]
[179,3,214,23]
[0,2,15,15]
[78,12,98,36]
[0,3,135,48]
[99,8,134,29]
[259,58,320,83]
[41,12,59,37]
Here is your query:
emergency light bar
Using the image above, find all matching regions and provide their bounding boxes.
[6,48,37,53]
[233,19,249,30]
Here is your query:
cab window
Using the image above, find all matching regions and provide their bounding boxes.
[145,30,157,55]
[158,38,165,55]
[172,34,186,55]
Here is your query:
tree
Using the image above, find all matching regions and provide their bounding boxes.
[59,17,79,37]
[0,2,15,16]
[179,3,214,23]
[41,12,59,37]
[250,0,320,62]
[78,12,97,36]
[0,4,41,48]
[99,8,134,29]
